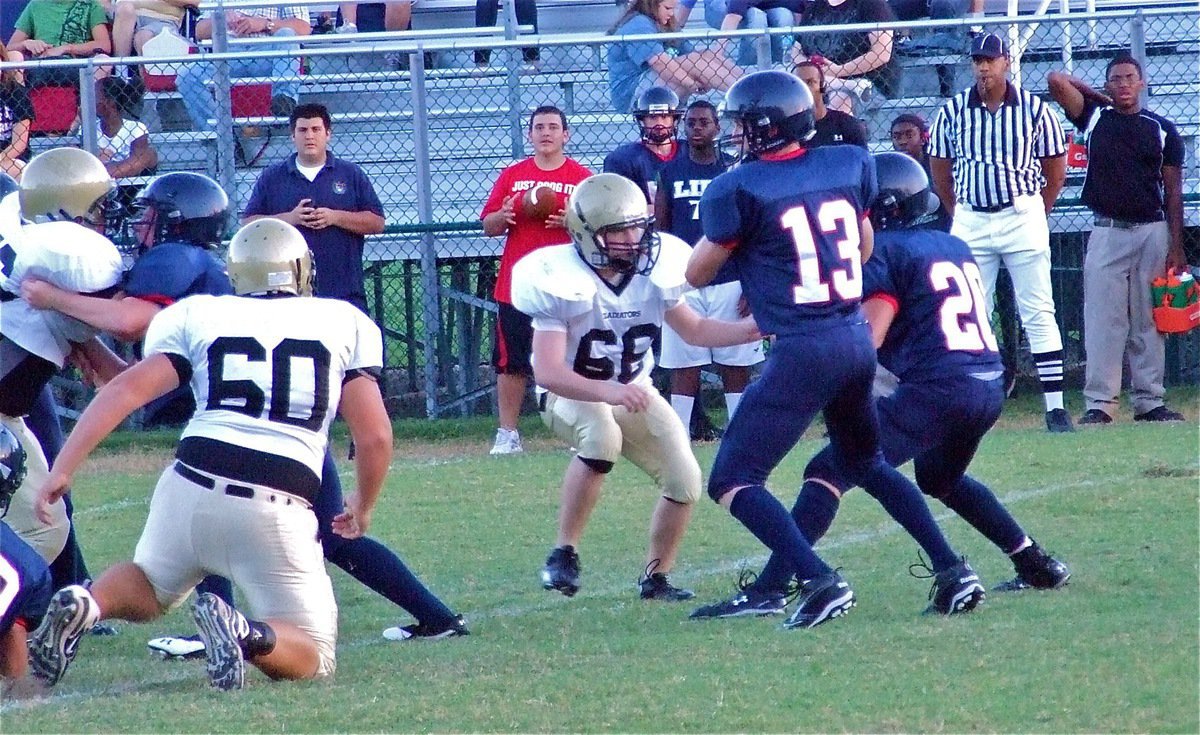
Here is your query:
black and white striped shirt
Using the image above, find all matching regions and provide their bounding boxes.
[929,82,1067,209]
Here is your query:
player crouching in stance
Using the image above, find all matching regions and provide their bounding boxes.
[692,152,1069,621]
[512,173,761,601]
[29,219,392,691]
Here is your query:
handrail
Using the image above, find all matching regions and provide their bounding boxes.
[196,25,535,47]
[3,6,1193,72]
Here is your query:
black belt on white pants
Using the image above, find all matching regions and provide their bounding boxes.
[173,461,312,510]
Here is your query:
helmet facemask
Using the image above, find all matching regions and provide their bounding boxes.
[580,216,661,279]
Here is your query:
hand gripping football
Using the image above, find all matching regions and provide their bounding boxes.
[523,184,559,221]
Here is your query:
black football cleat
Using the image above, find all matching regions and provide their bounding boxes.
[383,614,470,641]
[782,571,855,629]
[995,543,1071,591]
[639,573,694,601]
[924,558,986,615]
[541,546,581,597]
[1045,408,1075,433]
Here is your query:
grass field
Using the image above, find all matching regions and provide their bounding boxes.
[4,391,1198,733]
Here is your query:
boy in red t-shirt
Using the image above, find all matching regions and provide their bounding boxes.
[481,106,592,455]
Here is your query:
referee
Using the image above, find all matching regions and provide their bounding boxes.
[929,33,1073,433]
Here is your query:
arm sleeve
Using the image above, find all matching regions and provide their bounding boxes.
[1065,98,1098,131]
[618,16,666,67]
[1162,118,1185,168]
[927,104,955,159]
[242,171,271,217]
[87,2,108,29]
[15,5,33,35]
[861,241,895,299]
[143,299,191,360]
[349,309,384,371]
[860,147,878,211]
[699,174,743,245]
[1033,99,1067,158]
[355,166,384,216]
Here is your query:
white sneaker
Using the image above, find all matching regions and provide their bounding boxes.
[335,22,358,33]
[489,428,523,455]
[148,634,207,659]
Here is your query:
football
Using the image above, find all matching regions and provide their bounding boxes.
[523,184,559,220]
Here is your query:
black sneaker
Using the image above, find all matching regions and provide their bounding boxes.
[1079,409,1113,425]
[995,543,1071,591]
[191,593,247,691]
[382,614,469,641]
[639,572,695,601]
[690,574,787,619]
[782,571,855,629]
[915,556,985,615]
[541,546,581,597]
[1134,406,1186,422]
[1045,408,1075,433]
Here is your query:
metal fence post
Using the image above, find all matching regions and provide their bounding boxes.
[79,66,98,154]
[212,0,238,225]
[504,0,524,160]
[410,51,443,418]
[1129,10,1148,110]
[755,31,771,70]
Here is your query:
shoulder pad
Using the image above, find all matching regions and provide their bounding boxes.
[648,232,693,300]
[511,244,596,320]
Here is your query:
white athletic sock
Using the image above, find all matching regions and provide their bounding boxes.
[670,394,695,429]
[724,392,743,420]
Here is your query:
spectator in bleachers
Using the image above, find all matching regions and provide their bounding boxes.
[473,0,539,72]
[794,59,867,148]
[2,1,32,46]
[94,76,156,179]
[336,1,412,35]
[0,40,34,179]
[176,4,310,129]
[109,0,196,62]
[607,0,742,114]
[7,0,113,86]
[790,0,899,114]
[241,103,384,315]
[1048,55,1188,425]
[705,0,803,67]
[890,0,982,53]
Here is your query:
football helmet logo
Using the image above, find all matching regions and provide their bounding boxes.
[0,425,27,519]
[130,172,230,250]
[633,86,682,145]
[871,152,942,231]
[19,148,116,224]
[566,173,660,277]
[719,70,816,161]
[227,218,315,297]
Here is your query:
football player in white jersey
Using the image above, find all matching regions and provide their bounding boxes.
[513,173,761,601]
[0,153,124,563]
[29,219,394,692]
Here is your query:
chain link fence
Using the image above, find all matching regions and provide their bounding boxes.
[4,5,1198,418]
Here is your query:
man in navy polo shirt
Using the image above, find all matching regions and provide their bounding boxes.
[242,103,385,314]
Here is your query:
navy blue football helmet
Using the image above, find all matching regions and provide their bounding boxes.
[633,86,682,145]
[0,425,27,519]
[719,70,816,160]
[131,172,230,249]
[871,152,942,231]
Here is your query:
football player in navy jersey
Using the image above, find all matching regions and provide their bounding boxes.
[0,426,54,680]
[687,71,986,629]
[654,100,762,440]
[693,152,1070,619]
[603,86,684,208]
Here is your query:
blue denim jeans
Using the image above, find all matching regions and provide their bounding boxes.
[177,27,301,131]
[703,0,795,65]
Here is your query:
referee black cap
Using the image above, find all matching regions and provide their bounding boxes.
[970,33,1009,59]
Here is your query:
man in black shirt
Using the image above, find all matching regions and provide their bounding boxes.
[794,60,867,148]
[792,0,900,113]
[1048,54,1188,425]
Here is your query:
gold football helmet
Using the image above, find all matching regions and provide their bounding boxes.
[565,173,659,276]
[227,218,315,296]
[19,148,116,223]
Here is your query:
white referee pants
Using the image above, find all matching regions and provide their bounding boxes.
[951,194,1064,355]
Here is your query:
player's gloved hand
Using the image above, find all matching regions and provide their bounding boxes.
[607,383,651,413]
[36,472,71,525]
